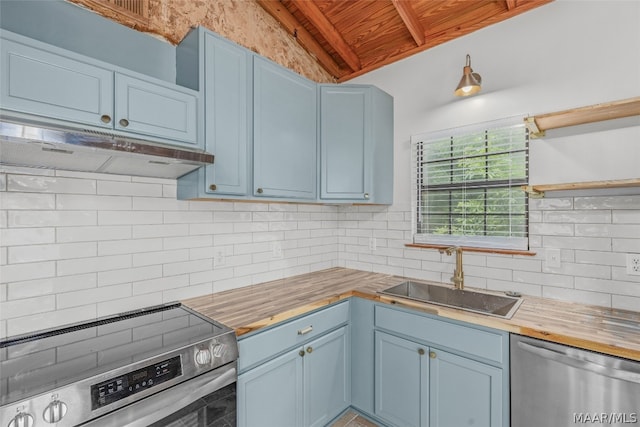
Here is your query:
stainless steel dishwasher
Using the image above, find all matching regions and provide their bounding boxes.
[511,335,640,427]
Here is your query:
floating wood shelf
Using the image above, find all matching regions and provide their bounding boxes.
[525,97,640,138]
[522,178,640,197]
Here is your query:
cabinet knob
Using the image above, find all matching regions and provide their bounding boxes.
[306,346,313,354]
[257,188,264,194]
[209,184,217,191]
[299,350,305,357]
[119,118,129,127]
[429,351,437,359]
[100,114,112,124]
[364,193,370,200]
[418,348,425,356]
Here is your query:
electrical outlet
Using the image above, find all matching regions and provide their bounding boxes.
[214,250,226,267]
[626,253,640,275]
[272,242,283,259]
[545,248,562,269]
[369,237,377,251]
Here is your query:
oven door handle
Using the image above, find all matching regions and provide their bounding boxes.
[83,362,237,427]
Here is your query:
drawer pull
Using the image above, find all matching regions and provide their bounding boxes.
[306,346,313,354]
[297,326,313,335]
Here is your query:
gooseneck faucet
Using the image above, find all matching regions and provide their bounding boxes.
[439,246,464,290]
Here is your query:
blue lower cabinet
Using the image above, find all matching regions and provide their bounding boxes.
[238,325,349,427]
[429,349,503,427]
[237,347,304,427]
[304,327,350,427]
[375,331,429,427]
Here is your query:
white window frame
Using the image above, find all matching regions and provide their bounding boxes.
[410,117,529,251]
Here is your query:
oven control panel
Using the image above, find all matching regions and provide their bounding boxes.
[90,355,182,410]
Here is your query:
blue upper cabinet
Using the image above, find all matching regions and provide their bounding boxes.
[114,73,198,144]
[0,30,199,147]
[253,57,317,200]
[0,35,113,129]
[202,33,251,196]
[320,85,393,204]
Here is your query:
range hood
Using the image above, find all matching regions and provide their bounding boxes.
[0,120,214,179]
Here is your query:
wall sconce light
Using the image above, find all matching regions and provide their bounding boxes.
[454,54,482,97]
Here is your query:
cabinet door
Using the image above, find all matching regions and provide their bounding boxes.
[237,348,304,427]
[115,73,198,145]
[203,33,250,196]
[253,57,317,199]
[320,86,371,200]
[0,37,113,128]
[304,326,350,427]
[375,331,429,427]
[430,349,503,427]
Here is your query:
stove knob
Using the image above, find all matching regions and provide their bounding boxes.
[43,400,67,424]
[8,412,34,427]
[212,343,226,358]
[195,348,212,366]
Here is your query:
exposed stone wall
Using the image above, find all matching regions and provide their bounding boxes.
[69,0,333,83]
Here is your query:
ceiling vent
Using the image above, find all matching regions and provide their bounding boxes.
[74,0,149,28]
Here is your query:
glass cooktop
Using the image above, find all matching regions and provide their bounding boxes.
[0,303,229,406]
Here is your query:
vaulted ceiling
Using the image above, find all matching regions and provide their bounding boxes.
[258,0,553,82]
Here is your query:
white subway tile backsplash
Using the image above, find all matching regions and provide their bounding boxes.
[612,210,640,224]
[7,305,97,337]
[56,194,131,210]
[56,283,132,309]
[98,211,163,225]
[133,196,189,211]
[7,175,96,194]
[9,242,97,264]
[132,275,189,295]
[133,249,189,267]
[97,180,162,197]
[98,266,162,287]
[574,196,640,210]
[9,211,96,228]
[2,167,640,337]
[0,262,56,284]
[132,224,189,239]
[1,228,55,246]
[98,238,163,256]
[56,226,132,243]
[0,295,55,320]
[57,255,131,276]
[8,274,97,299]
[0,192,55,210]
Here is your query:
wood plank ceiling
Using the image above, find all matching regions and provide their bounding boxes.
[258,0,553,81]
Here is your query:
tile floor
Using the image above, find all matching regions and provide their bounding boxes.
[329,410,381,427]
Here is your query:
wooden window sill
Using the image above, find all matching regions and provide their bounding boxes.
[405,243,537,256]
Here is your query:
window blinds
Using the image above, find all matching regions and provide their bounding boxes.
[410,117,529,250]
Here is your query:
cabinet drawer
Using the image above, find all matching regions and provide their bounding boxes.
[238,301,349,372]
[375,305,505,364]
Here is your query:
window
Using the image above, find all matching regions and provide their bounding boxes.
[411,117,529,250]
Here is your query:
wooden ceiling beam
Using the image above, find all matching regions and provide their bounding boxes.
[505,0,518,10]
[391,0,426,46]
[339,0,553,82]
[257,0,346,79]
[290,0,362,72]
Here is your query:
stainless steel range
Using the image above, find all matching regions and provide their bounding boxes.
[0,303,239,427]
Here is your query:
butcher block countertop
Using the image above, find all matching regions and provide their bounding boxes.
[182,267,640,361]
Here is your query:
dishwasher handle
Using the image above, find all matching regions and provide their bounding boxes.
[517,340,640,384]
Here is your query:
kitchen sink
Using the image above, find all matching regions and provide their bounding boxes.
[379,281,523,319]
